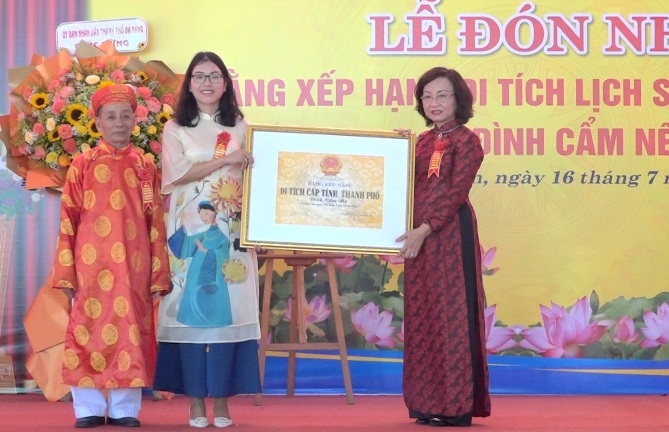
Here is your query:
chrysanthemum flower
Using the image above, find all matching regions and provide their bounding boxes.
[208,176,243,214]
[45,151,59,164]
[57,154,71,167]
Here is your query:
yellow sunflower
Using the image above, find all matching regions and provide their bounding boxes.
[87,119,102,138]
[65,104,88,124]
[98,80,114,88]
[208,176,243,214]
[134,71,149,83]
[29,92,50,109]
[156,112,171,125]
[74,123,88,135]
[47,130,60,142]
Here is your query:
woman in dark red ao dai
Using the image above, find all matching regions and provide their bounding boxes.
[395,67,491,426]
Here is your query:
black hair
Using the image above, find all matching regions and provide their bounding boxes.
[175,51,244,128]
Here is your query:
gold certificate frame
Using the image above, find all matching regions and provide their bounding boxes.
[241,125,415,254]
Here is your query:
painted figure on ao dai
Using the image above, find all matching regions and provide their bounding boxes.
[168,200,232,327]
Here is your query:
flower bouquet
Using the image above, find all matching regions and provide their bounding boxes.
[0,40,181,189]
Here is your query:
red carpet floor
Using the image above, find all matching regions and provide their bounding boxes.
[0,394,667,431]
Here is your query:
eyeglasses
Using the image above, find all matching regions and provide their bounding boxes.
[192,72,224,84]
[420,93,454,104]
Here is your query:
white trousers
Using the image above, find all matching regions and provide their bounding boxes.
[71,386,142,419]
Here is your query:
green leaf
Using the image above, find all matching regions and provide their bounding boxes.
[653,344,669,360]
[381,296,405,319]
[269,270,294,301]
[597,296,655,321]
[359,255,391,287]
[345,333,367,349]
[339,292,363,311]
[582,341,609,358]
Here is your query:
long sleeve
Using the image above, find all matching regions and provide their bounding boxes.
[147,164,172,296]
[52,157,85,291]
[160,120,193,195]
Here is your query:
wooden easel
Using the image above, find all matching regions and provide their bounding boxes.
[256,250,354,405]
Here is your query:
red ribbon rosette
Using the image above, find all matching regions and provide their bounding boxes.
[136,167,151,181]
[214,131,231,159]
[427,135,450,178]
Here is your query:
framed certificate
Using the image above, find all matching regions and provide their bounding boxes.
[240,125,415,254]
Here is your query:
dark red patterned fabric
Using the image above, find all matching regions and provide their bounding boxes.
[403,119,491,420]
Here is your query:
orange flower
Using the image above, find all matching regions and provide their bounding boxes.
[208,176,243,214]
[57,154,71,168]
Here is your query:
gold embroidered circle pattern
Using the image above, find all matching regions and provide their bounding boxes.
[78,376,95,388]
[60,218,74,235]
[129,324,141,346]
[124,168,138,188]
[58,249,74,266]
[81,244,97,265]
[125,219,137,241]
[61,193,75,208]
[142,312,152,330]
[90,352,107,372]
[110,189,126,210]
[63,349,79,370]
[106,378,119,389]
[151,256,162,272]
[102,323,119,346]
[73,325,90,346]
[150,226,159,242]
[118,350,131,371]
[131,251,144,272]
[94,216,112,237]
[83,190,96,210]
[130,378,145,388]
[84,298,102,319]
[66,166,78,183]
[111,242,126,263]
[57,279,74,288]
[94,164,111,183]
[98,270,114,291]
[114,296,129,317]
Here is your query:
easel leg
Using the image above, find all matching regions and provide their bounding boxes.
[286,265,304,396]
[255,258,275,406]
[326,260,354,404]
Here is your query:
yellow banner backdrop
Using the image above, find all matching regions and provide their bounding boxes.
[88,0,669,330]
